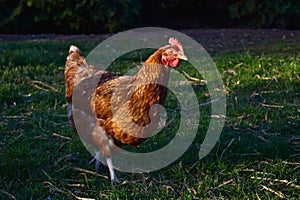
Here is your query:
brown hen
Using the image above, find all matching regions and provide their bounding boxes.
[65,38,188,184]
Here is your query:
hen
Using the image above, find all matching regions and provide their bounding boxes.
[65,38,188,184]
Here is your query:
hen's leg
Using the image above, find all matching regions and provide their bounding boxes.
[89,151,104,172]
[106,156,117,184]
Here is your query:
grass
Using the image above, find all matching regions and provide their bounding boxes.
[0,36,299,199]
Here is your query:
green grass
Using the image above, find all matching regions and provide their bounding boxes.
[0,37,299,199]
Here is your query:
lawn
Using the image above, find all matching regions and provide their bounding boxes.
[0,31,299,199]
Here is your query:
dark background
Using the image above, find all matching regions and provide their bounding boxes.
[0,0,299,34]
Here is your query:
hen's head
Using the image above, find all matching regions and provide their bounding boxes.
[161,38,188,68]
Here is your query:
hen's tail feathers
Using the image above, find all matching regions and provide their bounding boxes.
[69,45,81,54]
[65,45,89,104]
[68,45,82,60]
[66,45,88,67]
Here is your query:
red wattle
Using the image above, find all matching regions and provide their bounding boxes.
[169,59,180,68]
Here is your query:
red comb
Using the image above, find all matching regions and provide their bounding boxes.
[169,38,184,53]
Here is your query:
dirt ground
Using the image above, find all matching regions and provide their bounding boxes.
[182,29,300,53]
[0,29,299,53]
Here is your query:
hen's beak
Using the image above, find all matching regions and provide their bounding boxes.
[178,53,188,61]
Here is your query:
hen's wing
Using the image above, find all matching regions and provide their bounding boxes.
[92,69,166,147]
[91,75,134,146]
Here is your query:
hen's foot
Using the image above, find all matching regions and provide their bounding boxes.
[88,157,104,172]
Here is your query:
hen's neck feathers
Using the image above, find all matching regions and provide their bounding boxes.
[144,48,165,65]
[133,48,169,84]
